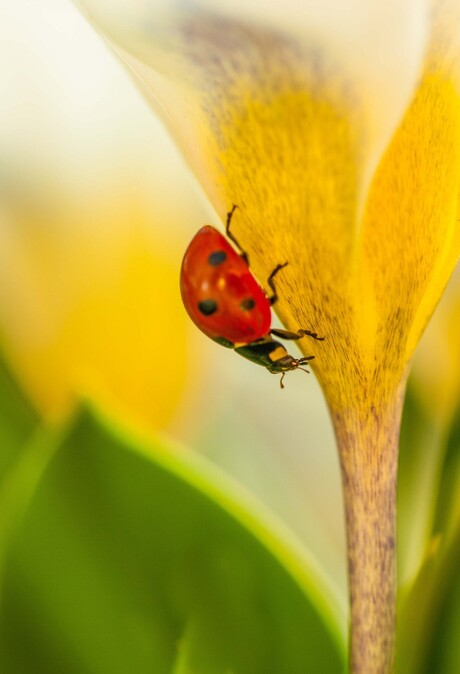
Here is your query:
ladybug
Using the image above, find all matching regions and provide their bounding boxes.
[180,205,324,388]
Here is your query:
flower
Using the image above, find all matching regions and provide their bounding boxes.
[71,1,460,671]
[72,0,460,407]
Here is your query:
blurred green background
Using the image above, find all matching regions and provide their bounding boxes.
[1,2,460,673]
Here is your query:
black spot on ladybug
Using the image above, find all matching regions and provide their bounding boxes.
[198,299,218,315]
[208,250,227,266]
[241,297,256,311]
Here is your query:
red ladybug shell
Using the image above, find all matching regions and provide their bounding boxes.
[180,225,272,345]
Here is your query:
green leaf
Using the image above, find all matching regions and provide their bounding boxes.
[0,407,345,674]
[397,397,460,674]
[417,400,460,674]
[0,357,45,588]
[421,539,460,674]
[431,402,460,543]
[0,358,38,482]
[397,384,444,587]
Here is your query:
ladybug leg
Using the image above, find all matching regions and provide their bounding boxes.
[225,204,249,264]
[267,262,288,305]
[297,329,325,341]
[270,328,300,340]
[271,328,325,341]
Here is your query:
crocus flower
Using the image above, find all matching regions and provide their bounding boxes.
[73,1,460,671]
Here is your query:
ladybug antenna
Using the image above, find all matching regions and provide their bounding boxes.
[298,355,315,365]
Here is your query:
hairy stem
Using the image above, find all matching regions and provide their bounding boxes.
[332,385,405,674]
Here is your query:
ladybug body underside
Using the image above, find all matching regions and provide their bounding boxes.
[214,334,313,374]
[234,337,302,373]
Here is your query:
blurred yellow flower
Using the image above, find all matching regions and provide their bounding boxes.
[0,188,189,433]
[0,0,208,435]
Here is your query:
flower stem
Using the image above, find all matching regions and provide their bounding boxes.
[332,387,405,674]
